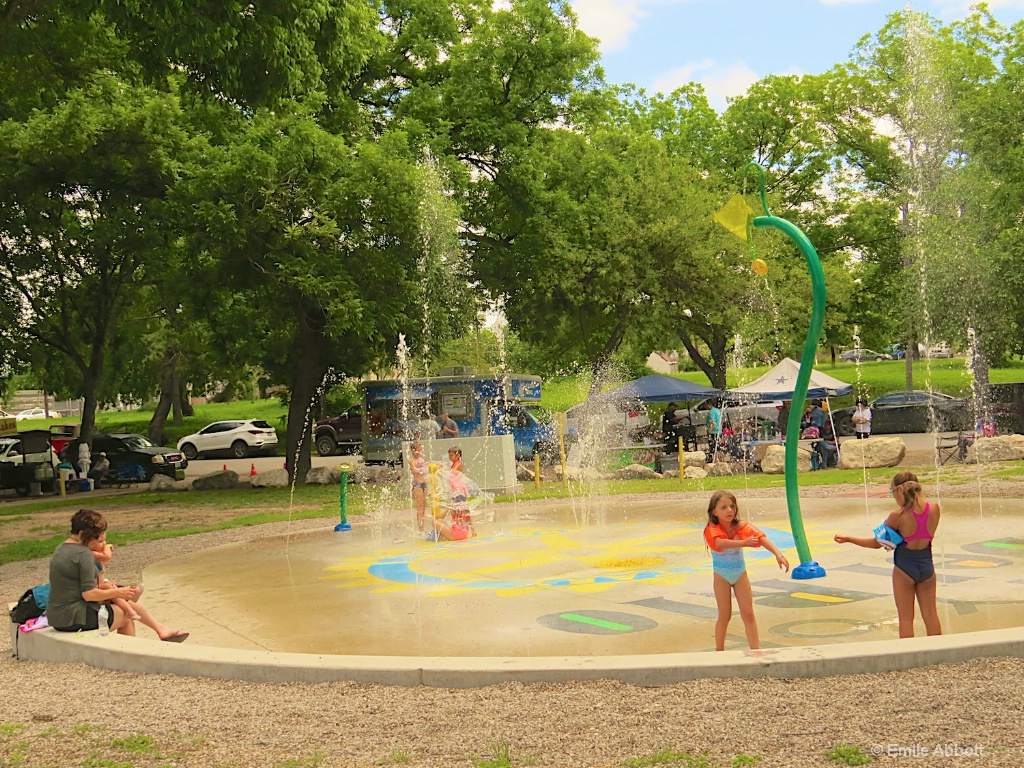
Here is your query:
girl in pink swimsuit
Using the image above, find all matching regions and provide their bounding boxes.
[835,470,942,638]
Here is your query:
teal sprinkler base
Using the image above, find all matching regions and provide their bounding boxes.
[334,464,354,532]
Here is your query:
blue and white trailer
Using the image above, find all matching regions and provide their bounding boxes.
[362,373,565,464]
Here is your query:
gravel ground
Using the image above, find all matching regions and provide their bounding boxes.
[3,484,1023,768]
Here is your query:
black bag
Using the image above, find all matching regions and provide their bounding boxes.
[9,585,49,625]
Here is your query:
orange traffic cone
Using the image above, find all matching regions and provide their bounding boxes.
[283,461,286,470]
[250,463,257,477]
[222,464,227,472]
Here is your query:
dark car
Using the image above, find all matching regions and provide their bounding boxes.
[314,404,362,456]
[833,391,971,436]
[839,348,891,362]
[92,433,188,481]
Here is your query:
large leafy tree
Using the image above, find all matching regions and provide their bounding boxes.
[836,8,1007,385]
[0,68,190,439]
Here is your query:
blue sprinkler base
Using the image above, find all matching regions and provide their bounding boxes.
[792,561,826,580]
[334,522,352,532]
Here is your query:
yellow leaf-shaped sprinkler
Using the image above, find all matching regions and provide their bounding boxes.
[751,258,768,276]
[713,194,754,241]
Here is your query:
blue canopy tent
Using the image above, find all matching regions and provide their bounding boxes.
[592,374,721,405]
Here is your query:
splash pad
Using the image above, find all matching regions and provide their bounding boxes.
[136,495,1024,659]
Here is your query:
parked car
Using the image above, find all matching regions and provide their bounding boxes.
[314,405,362,456]
[689,399,783,431]
[926,342,955,358]
[0,410,12,418]
[886,344,906,360]
[15,407,62,420]
[833,390,971,436]
[177,420,279,460]
[92,433,188,481]
[838,349,892,362]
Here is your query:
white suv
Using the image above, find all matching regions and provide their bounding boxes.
[177,420,279,460]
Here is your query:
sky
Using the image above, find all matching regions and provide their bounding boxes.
[570,0,1024,110]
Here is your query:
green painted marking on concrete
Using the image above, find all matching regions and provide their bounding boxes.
[983,542,1024,550]
[559,613,633,631]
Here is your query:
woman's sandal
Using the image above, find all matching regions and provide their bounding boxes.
[160,630,189,643]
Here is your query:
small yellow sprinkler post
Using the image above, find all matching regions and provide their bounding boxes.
[428,463,442,519]
[678,436,685,484]
[534,452,541,489]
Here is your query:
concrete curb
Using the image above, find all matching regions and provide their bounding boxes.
[11,623,1024,687]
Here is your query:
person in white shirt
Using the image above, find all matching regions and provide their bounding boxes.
[853,398,872,439]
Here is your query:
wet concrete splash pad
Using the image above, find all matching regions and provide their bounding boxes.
[140,496,1024,657]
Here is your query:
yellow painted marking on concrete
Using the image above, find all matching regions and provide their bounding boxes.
[594,557,665,569]
[791,592,852,604]
[952,560,1001,568]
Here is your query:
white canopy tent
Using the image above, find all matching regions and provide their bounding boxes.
[726,357,852,401]
[727,358,853,466]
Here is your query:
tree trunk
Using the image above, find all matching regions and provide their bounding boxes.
[80,378,99,445]
[179,381,194,417]
[148,358,178,444]
[285,307,329,484]
[585,323,627,400]
[677,327,729,390]
[171,370,183,425]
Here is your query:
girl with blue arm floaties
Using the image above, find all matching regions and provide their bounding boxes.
[834,471,942,639]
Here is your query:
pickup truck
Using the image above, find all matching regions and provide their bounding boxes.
[314,405,363,456]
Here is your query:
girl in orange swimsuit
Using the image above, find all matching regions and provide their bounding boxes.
[704,490,789,651]
[834,470,942,638]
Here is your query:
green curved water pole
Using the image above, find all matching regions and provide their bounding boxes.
[745,162,825,580]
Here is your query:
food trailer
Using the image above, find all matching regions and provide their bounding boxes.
[0,421,59,496]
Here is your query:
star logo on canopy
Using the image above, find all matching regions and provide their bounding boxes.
[775,375,790,385]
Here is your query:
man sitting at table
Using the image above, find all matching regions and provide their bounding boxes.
[812,420,839,470]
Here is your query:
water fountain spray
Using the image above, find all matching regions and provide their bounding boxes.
[715,162,826,580]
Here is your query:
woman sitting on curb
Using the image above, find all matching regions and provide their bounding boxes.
[48,508,189,642]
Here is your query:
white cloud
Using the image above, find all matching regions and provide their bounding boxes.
[652,59,760,111]
[571,0,647,52]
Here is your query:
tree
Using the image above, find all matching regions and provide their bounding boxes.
[0,75,190,441]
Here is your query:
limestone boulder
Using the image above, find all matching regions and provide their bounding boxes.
[191,470,239,491]
[705,462,733,477]
[350,464,401,485]
[682,450,707,468]
[966,434,1024,464]
[684,466,708,479]
[516,463,535,482]
[250,468,290,488]
[760,444,812,474]
[305,466,341,485]
[661,469,679,479]
[148,474,184,492]
[557,465,609,482]
[612,463,662,480]
[838,437,906,470]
